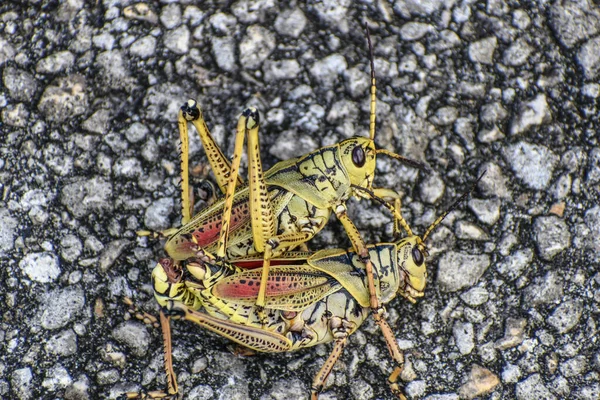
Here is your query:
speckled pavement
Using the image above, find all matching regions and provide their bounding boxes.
[1,1,599,399]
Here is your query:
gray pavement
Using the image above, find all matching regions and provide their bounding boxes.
[1,0,599,399]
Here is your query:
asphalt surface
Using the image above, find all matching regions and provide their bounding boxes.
[1,1,599,399]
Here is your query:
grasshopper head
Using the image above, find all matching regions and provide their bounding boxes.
[396,236,427,303]
[339,137,377,189]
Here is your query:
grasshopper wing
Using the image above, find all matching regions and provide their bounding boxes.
[212,264,342,311]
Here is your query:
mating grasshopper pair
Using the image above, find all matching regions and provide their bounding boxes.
[126,28,452,399]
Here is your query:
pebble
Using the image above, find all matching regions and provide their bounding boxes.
[274,7,307,38]
[239,25,276,70]
[311,0,350,33]
[96,368,120,385]
[510,94,551,135]
[503,141,558,190]
[512,10,531,30]
[437,252,491,292]
[36,50,75,74]
[515,373,556,400]
[496,248,534,281]
[262,378,306,400]
[423,394,459,400]
[468,198,501,225]
[64,376,90,399]
[468,37,497,65]
[40,287,85,330]
[559,355,587,378]
[480,102,508,124]
[0,37,16,66]
[309,54,347,88]
[2,102,29,127]
[144,197,174,231]
[38,75,88,122]
[45,329,78,356]
[460,286,489,307]
[495,318,526,350]
[478,162,511,199]
[343,67,369,99]
[60,234,83,263]
[98,239,131,273]
[3,67,37,102]
[419,173,445,204]
[455,221,489,241]
[523,271,564,305]
[262,59,301,81]
[209,12,237,33]
[211,36,237,73]
[19,252,61,283]
[11,367,33,400]
[399,22,434,41]
[503,38,533,66]
[164,25,190,55]
[502,363,522,383]
[431,106,458,126]
[0,208,18,252]
[96,50,134,90]
[453,321,475,354]
[112,321,150,357]
[188,384,214,400]
[160,3,181,29]
[42,364,72,391]
[124,122,149,143]
[548,0,600,48]
[533,216,571,261]
[60,177,113,218]
[405,380,427,397]
[547,300,583,334]
[129,35,157,59]
[457,364,500,399]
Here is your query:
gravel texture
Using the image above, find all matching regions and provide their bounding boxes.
[1,1,599,400]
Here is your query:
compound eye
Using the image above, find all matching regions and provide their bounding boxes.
[412,246,424,266]
[352,145,366,167]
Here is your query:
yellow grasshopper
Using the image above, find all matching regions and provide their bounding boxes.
[160,26,425,330]
[125,197,462,400]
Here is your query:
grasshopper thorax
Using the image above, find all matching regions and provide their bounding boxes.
[339,136,377,190]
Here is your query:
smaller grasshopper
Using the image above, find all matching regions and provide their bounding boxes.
[124,186,476,400]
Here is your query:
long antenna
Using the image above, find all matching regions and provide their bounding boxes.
[366,23,376,141]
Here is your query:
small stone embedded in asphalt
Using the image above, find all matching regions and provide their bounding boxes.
[495,318,526,350]
[468,37,497,64]
[129,35,157,59]
[496,248,534,281]
[112,321,151,357]
[399,22,434,41]
[547,300,583,334]
[11,367,33,400]
[60,177,113,219]
[533,215,571,260]
[19,252,61,283]
[37,75,88,123]
[40,287,86,330]
[164,25,190,55]
[239,25,276,70]
[503,38,533,66]
[419,173,445,204]
[309,54,347,88]
[42,364,72,392]
[523,271,564,305]
[503,141,558,190]
[460,286,489,307]
[453,321,475,354]
[60,234,83,263]
[98,239,131,273]
[262,59,301,81]
[502,363,522,383]
[577,36,600,79]
[559,355,587,378]
[211,36,237,73]
[510,94,551,135]
[455,220,490,241]
[144,197,174,232]
[437,252,491,292]
[458,364,500,399]
[468,198,501,225]
[36,50,75,74]
[0,208,18,252]
[515,373,557,400]
[3,67,37,102]
[274,7,307,38]
[478,162,511,199]
[45,329,78,357]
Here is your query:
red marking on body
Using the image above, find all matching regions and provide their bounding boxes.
[190,202,250,247]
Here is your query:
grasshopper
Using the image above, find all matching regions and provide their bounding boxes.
[124,190,470,400]
[162,26,424,329]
